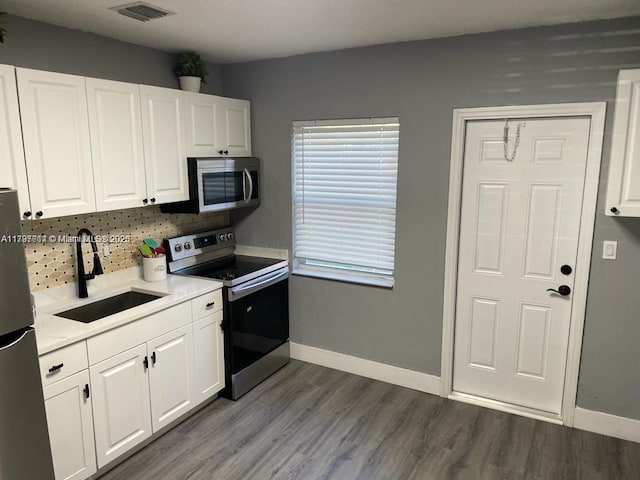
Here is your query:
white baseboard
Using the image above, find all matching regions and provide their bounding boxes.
[290,342,441,395]
[573,407,640,444]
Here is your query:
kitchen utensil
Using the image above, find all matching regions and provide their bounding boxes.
[143,238,158,249]
[139,243,153,257]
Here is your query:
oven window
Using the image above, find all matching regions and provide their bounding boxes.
[227,279,289,373]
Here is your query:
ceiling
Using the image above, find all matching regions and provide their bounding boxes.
[2,0,640,64]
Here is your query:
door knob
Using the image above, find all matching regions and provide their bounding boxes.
[547,285,571,296]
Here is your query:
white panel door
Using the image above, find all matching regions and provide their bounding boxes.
[87,78,147,211]
[16,68,95,218]
[140,85,189,204]
[183,91,220,157]
[43,370,97,480]
[453,117,591,415]
[217,97,251,157]
[606,69,640,216]
[90,344,151,468]
[147,325,194,432]
[192,312,225,405]
[0,64,31,218]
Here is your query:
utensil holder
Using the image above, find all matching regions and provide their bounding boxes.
[143,255,167,282]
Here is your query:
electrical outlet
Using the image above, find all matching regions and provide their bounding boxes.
[602,240,617,260]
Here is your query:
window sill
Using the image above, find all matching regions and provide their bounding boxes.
[291,266,394,289]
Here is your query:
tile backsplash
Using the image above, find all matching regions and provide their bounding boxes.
[21,207,229,291]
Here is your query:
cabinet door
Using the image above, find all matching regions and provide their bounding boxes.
[192,312,225,405]
[140,85,189,204]
[184,91,220,157]
[217,97,252,157]
[606,68,640,216]
[90,344,151,469]
[0,64,31,218]
[44,370,97,480]
[147,325,194,432]
[87,78,147,212]
[16,68,95,218]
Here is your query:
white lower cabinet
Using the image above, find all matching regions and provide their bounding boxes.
[193,311,225,404]
[44,370,97,480]
[90,325,197,468]
[90,344,152,468]
[147,325,194,431]
[42,291,225,474]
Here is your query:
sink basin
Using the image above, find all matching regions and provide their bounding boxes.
[55,291,164,323]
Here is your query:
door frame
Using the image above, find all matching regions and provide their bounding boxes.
[440,102,606,426]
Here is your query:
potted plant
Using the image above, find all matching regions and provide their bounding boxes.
[174,52,208,93]
[0,11,7,44]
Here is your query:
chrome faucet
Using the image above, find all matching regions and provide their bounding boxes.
[76,228,104,298]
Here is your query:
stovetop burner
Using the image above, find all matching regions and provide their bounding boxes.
[176,255,286,286]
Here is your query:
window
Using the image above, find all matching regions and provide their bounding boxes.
[292,117,399,287]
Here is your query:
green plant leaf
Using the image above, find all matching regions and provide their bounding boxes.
[174,51,209,83]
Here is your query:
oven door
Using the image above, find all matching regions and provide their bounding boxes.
[196,158,259,213]
[225,268,289,375]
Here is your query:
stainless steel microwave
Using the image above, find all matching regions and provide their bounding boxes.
[161,157,260,214]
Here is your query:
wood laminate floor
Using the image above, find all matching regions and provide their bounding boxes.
[100,360,640,480]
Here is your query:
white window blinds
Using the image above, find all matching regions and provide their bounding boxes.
[292,117,399,287]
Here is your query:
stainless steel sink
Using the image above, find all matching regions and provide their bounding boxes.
[55,291,164,323]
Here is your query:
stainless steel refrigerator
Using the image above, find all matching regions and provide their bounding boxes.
[0,189,55,479]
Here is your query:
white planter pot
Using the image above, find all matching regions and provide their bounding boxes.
[179,76,201,93]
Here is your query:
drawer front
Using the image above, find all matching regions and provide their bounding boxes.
[87,301,191,365]
[39,341,88,387]
[191,289,223,320]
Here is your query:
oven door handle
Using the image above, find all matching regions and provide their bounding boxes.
[243,168,253,203]
[229,268,289,302]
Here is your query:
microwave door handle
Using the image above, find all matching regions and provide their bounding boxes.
[244,168,253,203]
[242,169,247,201]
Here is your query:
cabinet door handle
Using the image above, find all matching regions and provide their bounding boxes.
[24,211,32,218]
[35,211,43,218]
[151,351,157,365]
[143,356,149,370]
[48,363,64,373]
[205,301,215,309]
[84,384,90,399]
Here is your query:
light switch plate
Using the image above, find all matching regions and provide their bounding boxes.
[602,240,617,260]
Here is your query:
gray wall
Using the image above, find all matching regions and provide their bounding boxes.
[224,16,640,420]
[0,15,223,94]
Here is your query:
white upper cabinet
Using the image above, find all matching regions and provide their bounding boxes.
[86,78,148,212]
[184,93,252,157]
[140,85,189,205]
[606,68,640,216]
[0,64,31,218]
[16,68,96,219]
[218,97,252,157]
[183,91,220,157]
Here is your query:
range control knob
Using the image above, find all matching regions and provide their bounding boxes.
[219,234,228,242]
[174,244,183,252]
[184,242,192,250]
[227,232,234,241]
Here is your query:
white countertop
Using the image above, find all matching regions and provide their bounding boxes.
[33,267,222,355]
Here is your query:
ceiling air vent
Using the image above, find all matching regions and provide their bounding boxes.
[111,2,175,22]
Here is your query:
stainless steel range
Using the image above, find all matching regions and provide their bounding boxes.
[165,227,289,400]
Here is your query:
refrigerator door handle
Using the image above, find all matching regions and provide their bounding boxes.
[0,330,29,350]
